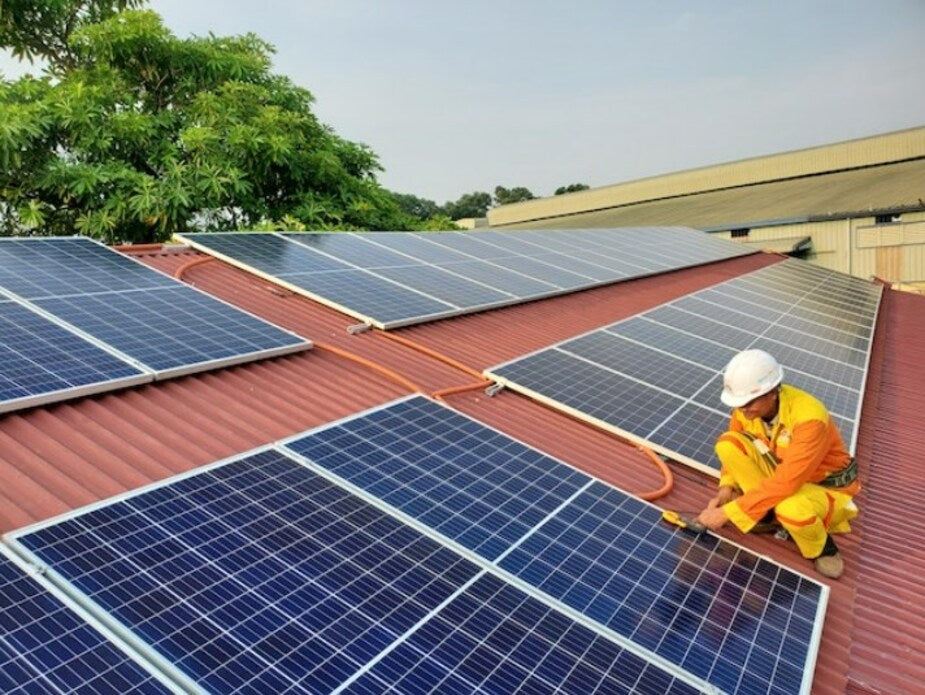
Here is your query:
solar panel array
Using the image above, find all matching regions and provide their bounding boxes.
[176,228,756,329]
[0,237,309,413]
[0,544,173,694]
[10,395,828,694]
[486,258,882,474]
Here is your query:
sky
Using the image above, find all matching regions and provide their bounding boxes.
[3,1,924,204]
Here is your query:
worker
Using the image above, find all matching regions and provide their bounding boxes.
[696,349,859,579]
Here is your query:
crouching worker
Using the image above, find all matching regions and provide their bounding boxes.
[697,349,859,579]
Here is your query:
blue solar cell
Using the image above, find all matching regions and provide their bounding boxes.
[561,331,716,399]
[372,264,513,306]
[345,573,701,695]
[284,396,590,561]
[180,228,755,328]
[498,482,825,695]
[278,269,454,324]
[437,260,560,295]
[492,349,686,439]
[0,300,144,408]
[34,286,305,373]
[420,232,518,260]
[15,449,482,694]
[361,233,476,263]
[0,549,170,694]
[283,232,417,269]
[0,237,177,299]
[606,317,738,371]
[178,232,351,274]
[487,258,879,468]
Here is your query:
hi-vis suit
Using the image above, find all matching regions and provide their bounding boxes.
[717,384,860,559]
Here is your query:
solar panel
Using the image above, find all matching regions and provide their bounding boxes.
[0,544,174,694]
[498,483,826,695]
[282,395,828,695]
[177,227,756,329]
[342,573,701,695]
[0,299,150,413]
[282,395,591,561]
[9,444,696,694]
[0,237,310,389]
[487,258,882,473]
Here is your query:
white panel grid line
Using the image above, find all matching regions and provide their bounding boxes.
[10,451,482,694]
[278,395,827,695]
[279,427,719,694]
[0,543,187,694]
[178,228,755,329]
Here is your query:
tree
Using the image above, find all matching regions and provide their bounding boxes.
[554,183,589,195]
[0,3,421,241]
[443,191,492,220]
[493,185,534,206]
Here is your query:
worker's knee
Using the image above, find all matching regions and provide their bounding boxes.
[774,494,815,523]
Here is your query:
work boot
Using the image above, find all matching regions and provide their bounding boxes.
[814,552,844,579]
[813,535,843,579]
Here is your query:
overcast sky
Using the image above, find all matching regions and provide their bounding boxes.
[4,1,924,203]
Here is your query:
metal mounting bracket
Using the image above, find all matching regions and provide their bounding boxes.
[485,382,504,397]
[346,322,373,335]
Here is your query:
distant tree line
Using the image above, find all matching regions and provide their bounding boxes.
[393,182,591,223]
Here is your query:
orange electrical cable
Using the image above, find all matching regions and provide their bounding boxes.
[176,259,672,499]
[174,255,215,281]
[635,445,675,500]
[313,342,426,395]
[432,380,492,402]
[374,331,484,379]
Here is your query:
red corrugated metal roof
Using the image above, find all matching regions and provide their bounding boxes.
[1,243,922,695]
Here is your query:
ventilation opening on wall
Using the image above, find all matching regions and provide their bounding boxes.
[875,213,901,224]
[730,228,750,238]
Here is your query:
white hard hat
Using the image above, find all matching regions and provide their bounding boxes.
[720,349,784,408]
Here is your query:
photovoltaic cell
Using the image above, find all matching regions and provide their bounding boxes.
[0,237,176,300]
[0,300,146,411]
[14,449,482,694]
[277,269,455,322]
[35,286,306,374]
[344,573,701,695]
[283,396,827,695]
[487,258,881,472]
[0,237,309,409]
[0,547,171,694]
[9,395,830,693]
[283,395,590,561]
[498,482,826,695]
[178,227,755,328]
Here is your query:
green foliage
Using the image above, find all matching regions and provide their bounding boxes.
[443,191,492,220]
[0,4,420,241]
[554,183,590,195]
[0,0,145,67]
[493,185,535,206]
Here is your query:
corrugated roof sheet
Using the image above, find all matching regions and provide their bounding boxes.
[497,158,925,230]
[1,243,922,695]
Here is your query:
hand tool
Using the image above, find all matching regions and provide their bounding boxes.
[662,510,707,534]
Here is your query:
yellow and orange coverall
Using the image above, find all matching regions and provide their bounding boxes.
[716,384,860,558]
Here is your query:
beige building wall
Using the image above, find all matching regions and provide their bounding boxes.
[716,211,925,285]
[488,126,925,227]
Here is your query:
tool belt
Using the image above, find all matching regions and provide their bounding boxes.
[819,458,858,488]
